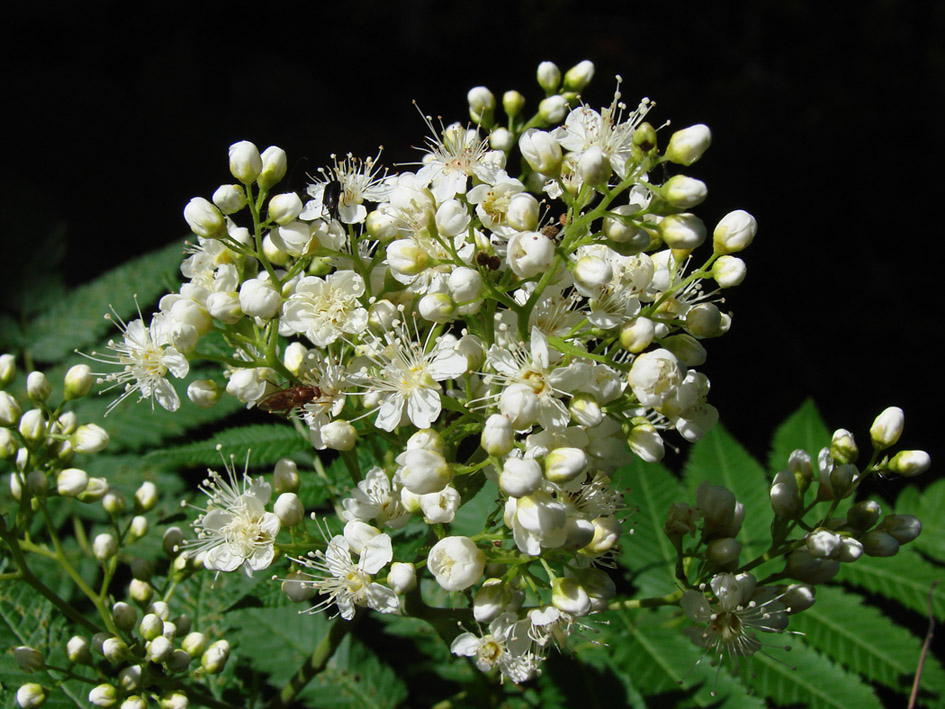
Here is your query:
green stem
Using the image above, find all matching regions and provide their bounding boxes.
[609,588,683,610]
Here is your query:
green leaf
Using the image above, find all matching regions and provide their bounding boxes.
[144,423,311,468]
[25,239,187,364]
[614,457,685,597]
[892,478,945,560]
[768,398,831,473]
[682,424,771,562]
[837,546,945,620]
[789,585,945,701]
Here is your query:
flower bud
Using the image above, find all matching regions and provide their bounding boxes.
[712,255,747,288]
[128,579,153,605]
[830,429,858,465]
[67,635,91,664]
[786,548,840,584]
[888,450,930,477]
[490,127,515,152]
[713,209,757,254]
[0,428,15,459]
[538,95,569,125]
[569,393,602,428]
[563,60,595,92]
[518,129,563,175]
[61,364,93,400]
[628,423,665,463]
[507,231,554,278]
[536,61,561,92]
[17,683,47,707]
[583,516,621,555]
[118,666,142,692]
[398,448,452,495]
[268,192,303,225]
[18,409,46,447]
[881,514,921,544]
[273,458,300,494]
[685,303,724,338]
[229,140,262,184]
[577,145,610,186]
[499,383,539,430]
[659,213,706,250]
[782,584,816,614]
[867,406,904,449]
[543,447,587,484]
[574,255,612,290]
[183,197,224,238]
[427,536,486,591]
[418,293,455,323]
[505,193,540,232]
[387,239,430,276]
[274,492,304,527]
[665,124,712,166]
[481,414,514,456]
[92,533,117,561]
[861,530,900,557]
[15,646,43,673]
[467,86,495,124]
[847,500,882,531]
[179,632,206,658]
[828,463,857,498]
[201,640,231,674]
[806,528,841,558]
[836,537,864,562]
[77,476,108,503]
[239,278,283,320]
[26,372,50,403]
[448,267,483,305]
[212,184,246,214]
[662,175,707,209]
[163,527,185,557]
[102,637,128,663]
[88,684,117,707]
[158,691,189,709]
[101,490,124,516]
[112,602,137,631]
[502,90,526,118]
[619,316,655,353]
[696,482,737,534]
[770,470,801,519]
[0,353,15,387]
[121,696,147,709]
[551,577,591,616]
[147,635,173,663]
[73,424,109,454]
[388,562,417,594]
[499,457,543,498]
[165,650,191,674]
[706,537,742,567]
[259,146,288,190]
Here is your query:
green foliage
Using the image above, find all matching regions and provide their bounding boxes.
[145,422,315,469]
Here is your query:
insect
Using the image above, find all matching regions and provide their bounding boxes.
[322,179,342,222]
[258,385,321,414]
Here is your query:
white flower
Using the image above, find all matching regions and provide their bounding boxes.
[467,177,526,237]
[350,318,467,431]
[427,536,486,591]
[450,612,539,684]
[416,120,506,202]
[293,526,399,620]
[86,311,189,414]
[340,466,410,529]
[628,348,683,409]
[300,151,393,224]
[281,271,369,347]
[184,453,280,576]
[552,80,653,180]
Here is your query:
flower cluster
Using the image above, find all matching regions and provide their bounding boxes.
[71,59,931,690]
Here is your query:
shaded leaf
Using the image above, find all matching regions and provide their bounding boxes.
[768,399,830,474]
[144,423,311,468]
[837,546,945,620]
[892,479,945,560]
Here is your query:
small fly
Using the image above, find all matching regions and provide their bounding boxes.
[258,385,321,414]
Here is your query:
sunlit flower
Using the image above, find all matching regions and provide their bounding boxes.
[416,119,506,201]
[300,151,393,224]
[450,612,540,684]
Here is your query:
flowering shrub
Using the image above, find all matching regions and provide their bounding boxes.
[1,60,942,708]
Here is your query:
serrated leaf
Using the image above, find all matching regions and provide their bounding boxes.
[788,585,945,702]
[615,457,685,597]
[837,547,945,620]
[25,239,187,363]
[893,479,945,560]
[768,399,831,473]
[599,607,766,707]
[144,423,311,468]
[682,424,771,562]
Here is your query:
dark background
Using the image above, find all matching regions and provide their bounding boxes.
[2,0,943,481]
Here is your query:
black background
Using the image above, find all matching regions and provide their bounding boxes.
[2,0,943,482]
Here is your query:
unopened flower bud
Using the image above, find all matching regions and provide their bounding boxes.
[73,424,109,454]
[158,691,189,709]
[712,255,747,288]
[17,683,47,707]
[551,577,591,617]
[183,197,224,238]
[448,267,483,305]
[713,209,757,254]
[502,90,526,118]
[163,527,184,557]
[574,255,612,290]
[881,514,922,544]
[418,293,455,323]
[0,428,15,459]
[490,127,515,152]
[828,463,857,499]
[847,500,882,531]
[121,696,147,709]
[569,393,602,428]
[138,613,162,640]
[659,213,706,250]
[888,450,931,477]
[481,414,514,456]
[26,372,50,403]
[782,584,816,613]
[619,317,655,353]
[272,458,300,494]
[117,666,142,693]
[129,515,149,541]
[836,537,864,562]
[563,60,595,91]
[92,533,117,561]
[427,536,486,591]
[543,447,587,484]
[806,528,841,558]
[686,303,724,338]
[212,184,246,214]
[112,602,136,631]
[507,231,554,278]
[770,471,801,519]
[578,145,610,186]
[128,579,153,605]
[229,140,262,184]
[60,364,93,400]
[19,409,46,447]
[0,394,20,432]
[147,636,173,663]
[259,146,288,190]
[274,492,303,527]
[538,95,569,125]
[786,548,840,584]
[133,481,157,512]
[181,632,207,657]
[861,530,900,557]
[663,175,707,209]
[830,429,858,464]
[519,129,563,175]
[706,537,742,567]
[388,561,417,594]
[583,516,621,555]
[239,278,283,320]
[267,193,303,225]
[499,457,543,498]
[0,353,15,387]
[66,635,91,664]
[665,124,712,166]
[201,640,230,674]
[867,406,904,450]
[499,383,539,430]
[77,477,108,503]
[102,637,128,663]
[88,684,117,707]
[102,489,125,515]
[467,86,495,124]
[536,61,561,92]
[15,646,43,673]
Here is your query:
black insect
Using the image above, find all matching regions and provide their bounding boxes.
[258,385,321,414]
[323,180,342,222]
